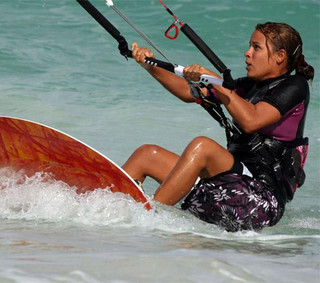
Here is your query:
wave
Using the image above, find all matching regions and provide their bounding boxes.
[0,167,319,243]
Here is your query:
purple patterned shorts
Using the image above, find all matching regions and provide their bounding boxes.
[181,168,284,232]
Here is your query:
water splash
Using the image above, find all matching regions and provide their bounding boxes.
[0,167,225,240]
[0,167,141,224]
[0,167,319,243]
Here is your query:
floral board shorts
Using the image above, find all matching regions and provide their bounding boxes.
[181,161,284,232]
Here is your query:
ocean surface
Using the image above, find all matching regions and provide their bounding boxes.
[0,0,319,282]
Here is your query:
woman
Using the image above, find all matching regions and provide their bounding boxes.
[122,22,314,231]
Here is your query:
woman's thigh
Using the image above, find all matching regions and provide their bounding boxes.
[180,136,234,179]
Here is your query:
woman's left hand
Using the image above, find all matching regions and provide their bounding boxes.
[183,64,220,82]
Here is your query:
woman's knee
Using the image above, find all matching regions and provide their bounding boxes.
[134,144,164,159]
[187,136,219,155]
[180,137,216,166]
[184,136,233,174]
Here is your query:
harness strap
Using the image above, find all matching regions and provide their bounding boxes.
[191,84,241,145]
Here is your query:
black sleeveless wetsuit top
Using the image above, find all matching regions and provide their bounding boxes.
[230,73,310,205]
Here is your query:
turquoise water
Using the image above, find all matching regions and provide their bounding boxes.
[0,0,319,282]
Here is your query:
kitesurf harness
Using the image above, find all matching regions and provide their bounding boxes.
[229,132,308,206]
[192,73,309,206]
[226,75,308,205]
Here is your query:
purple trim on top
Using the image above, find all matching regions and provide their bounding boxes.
[207,87,221,102]
[296,144,309,168]
[258,102,305,141]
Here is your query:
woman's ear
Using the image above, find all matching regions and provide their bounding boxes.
[275,49,287,65]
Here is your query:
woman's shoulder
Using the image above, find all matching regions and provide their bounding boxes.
[276,73,310,102]
[264,73,310,115]
[281,74,309,90]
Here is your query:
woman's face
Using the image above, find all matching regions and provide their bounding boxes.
[244,30,281,81]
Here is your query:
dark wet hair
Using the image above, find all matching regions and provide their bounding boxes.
[256,22,314,81]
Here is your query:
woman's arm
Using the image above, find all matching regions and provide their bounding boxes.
[131,43,195,103]
[182,64,282,133]
[216,88,281,133]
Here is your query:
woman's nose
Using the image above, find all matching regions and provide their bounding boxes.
[244,48,251,58]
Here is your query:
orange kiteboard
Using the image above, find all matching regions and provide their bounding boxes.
[0,116,150,209]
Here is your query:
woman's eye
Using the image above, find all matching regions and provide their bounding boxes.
[249,42,260,50]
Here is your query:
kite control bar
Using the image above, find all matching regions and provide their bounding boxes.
[75,0,223,86]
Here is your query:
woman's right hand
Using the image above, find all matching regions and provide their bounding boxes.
[183,64,220,82]
[131,42,155,64]
[131,43,194,103]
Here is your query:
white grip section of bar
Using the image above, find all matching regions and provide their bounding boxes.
[174,65,223,86]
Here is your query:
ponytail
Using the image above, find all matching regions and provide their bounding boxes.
[296,54,314,81]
